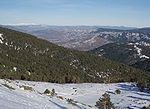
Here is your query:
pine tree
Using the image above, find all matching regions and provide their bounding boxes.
[51,88,56,96]
[95,93,115,109]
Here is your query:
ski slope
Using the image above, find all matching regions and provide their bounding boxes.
[0,79,150,109]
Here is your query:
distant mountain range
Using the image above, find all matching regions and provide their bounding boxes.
[0,26,149,85]
[1,25,136,51]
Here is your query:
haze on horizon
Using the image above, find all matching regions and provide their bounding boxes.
[0,0,150,27]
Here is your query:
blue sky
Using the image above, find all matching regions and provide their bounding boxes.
[0,0,150,27]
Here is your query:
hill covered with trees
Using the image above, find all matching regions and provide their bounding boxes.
[0,27,149,87]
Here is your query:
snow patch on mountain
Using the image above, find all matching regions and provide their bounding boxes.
[84,36,97,44]
[134,45,149,59]
[13,67,17,72]
[140,55,150,59]
[0,33,4,44]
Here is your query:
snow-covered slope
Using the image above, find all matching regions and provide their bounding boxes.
[0,79,150,109]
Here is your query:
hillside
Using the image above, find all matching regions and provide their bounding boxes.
[90,42,150,72]
[0,27,149,84]
[0,79,150,109]
[89,27,150,72]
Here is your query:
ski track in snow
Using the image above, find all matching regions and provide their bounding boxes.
[0,79,150,109]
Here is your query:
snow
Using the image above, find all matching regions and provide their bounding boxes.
[134,45,149,59]
[84,36,97,44]
[5,42,8,46]
[0,33,4,44]
[0,33,4,40]
[0,79,150,109]
[134,45,142,56]
[27,71,31,76]
[140,55,150,59]
[128,43,134,45]
[50,54,54,58]
[13,67,17,71]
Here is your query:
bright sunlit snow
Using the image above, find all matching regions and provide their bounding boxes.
[0,79,150,109]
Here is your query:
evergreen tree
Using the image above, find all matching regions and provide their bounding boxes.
[51,88,56,96]
[95,93,115,109]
